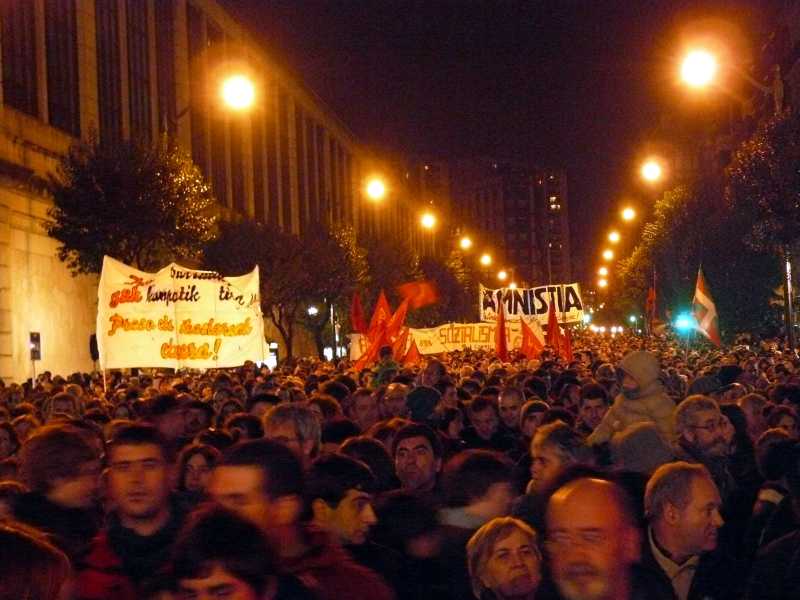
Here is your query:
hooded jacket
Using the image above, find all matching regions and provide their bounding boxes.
[587,351,675,446]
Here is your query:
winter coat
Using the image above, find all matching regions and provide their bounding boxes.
[587,351,675,446]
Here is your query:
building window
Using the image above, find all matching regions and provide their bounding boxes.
[155,1,176,136]
[207,22,228,207]
[1,0,37,116]
[252,112,266,223]
[96,0,122,144]
[127,0,152,143]
[187,4,208,176]
[265,84,280,227]
[278,88,292,231]
[306,117,319,222]
[230,118,245,213]
[295,106,307,234]
[45,0,80,135]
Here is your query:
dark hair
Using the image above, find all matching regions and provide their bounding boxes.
[392,422,443,459]
[306,453,376,508]
[540,407,576,428]
[224,413,264,440]
[107,423,169,462]
[195,428,236,452]
[0,422,20,457]
[319,381,350,403]
[19,424,97,492]
[340,436,399,493]
[219,439,304,499]
[172,505,278,596]
[468,396,498,417]
[245,393,280,413]
[443,450,513,507]
[321,418,361,446]
[309,394,342,421]
[767,405,798,429]
[579,383,609,407]
[177,444,221,491]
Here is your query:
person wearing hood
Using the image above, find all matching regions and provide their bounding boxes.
[587,350,675,446]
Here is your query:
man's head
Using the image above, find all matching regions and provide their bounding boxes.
[262,403,320,465]
[469,397,500,441]
[520,400,549,438]
[307,453,377,545]
[172,505,279,600]
[498,387,525,430]
[443,450,514,519]
[467,517,542,600]
[393,423,443,493]
[148,394,186,441]
[183,400,214,436]
[530,422,589,494]
[382,383,410,418]
[739,393,768,441]
[645,462,723,559]
[210,439,304,533]
[546,477,640,600]
[675,395,728,458]
[349,388,380,432]
[578,384,609,431]
[48,392,79,419]
[106,424,172,522]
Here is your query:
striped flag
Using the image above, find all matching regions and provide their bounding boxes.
[692,267,721,347]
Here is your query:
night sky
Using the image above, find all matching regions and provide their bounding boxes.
[224,0,771,280]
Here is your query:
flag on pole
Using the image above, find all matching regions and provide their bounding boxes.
[385,299,410,342]
[693,267,721,347]
[350,292,367,334]
[367,290,392,342]
[391,326,409,360]
[563,327,574,362]
[495,299,509,361]
[546,299,562,355]
[403,338,422,366]
[397,280,439,309]
[520,317,544,360]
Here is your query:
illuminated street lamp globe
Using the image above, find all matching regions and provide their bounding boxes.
[598,266,608,277]
[366,178,387,201]
[641,160,663,182]
[597,278,608,288]
[602,249,614,261]
[681,50,718,88]
[621,207,636,221]
[420,212,436,229]
[509,281,518,289]
[307,306,319,316]
[460,236,473,250]
[221,74,255,110]
[608,230,620,244]
[480,253,492,266]
[497,270,508,281]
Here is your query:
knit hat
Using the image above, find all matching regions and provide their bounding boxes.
[611,422,674,475]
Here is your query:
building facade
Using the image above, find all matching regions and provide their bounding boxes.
[0,0,417,381]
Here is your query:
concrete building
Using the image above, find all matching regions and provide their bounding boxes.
[449,158,571,287]
[0,0,417,381]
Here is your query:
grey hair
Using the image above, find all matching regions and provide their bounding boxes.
[644,461,712,521]
[674,394,719,438]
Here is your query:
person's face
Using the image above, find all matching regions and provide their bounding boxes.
[157,409,186,439]
[177,564,259,600]
[383,386,409,418]
[521,412,544,439]
[447,413,464,438]
[499,394,523,429]
[530,442,566,493]
[51,459,101,509]
[777,415,798,438]
[579,398,608,431]
[442,386,459,409]
[0,428,14,459]
[673,476,724,557]
[395,435,441,492]
[480,529,542,600]
[352,395,380,431]
[51,398,75,417]
[184,453,212,493]
[107,444,170,519]
[546,486,638,600]
[319,488,378,545]
[209,466,276,529]
[185,408,210,436]
[265,421,311,460]
[682,409,728,458]
[472,407,498,441]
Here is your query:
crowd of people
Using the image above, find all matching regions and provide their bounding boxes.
[1,330,800,599]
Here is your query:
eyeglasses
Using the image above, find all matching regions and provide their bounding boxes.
[544,529,606,551]
[689,418,726,433]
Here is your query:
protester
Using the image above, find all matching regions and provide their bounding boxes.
[393,422,444,505]
[0,520,72,600]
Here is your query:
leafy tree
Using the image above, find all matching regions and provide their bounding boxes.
[47,137,217,273]
[360,233,420,309]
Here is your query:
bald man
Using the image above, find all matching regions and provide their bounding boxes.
[544,477,672,600]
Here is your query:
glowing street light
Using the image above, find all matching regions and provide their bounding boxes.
[307,306,319,316]
[480,253,492,266]
[597,278,608,288]
[420,212,436,229]
[497,270,508,281]
[365,178,387,201]
[598,266,608,277]
[621,207,636,221]
[221,74,255,110]
[629,315,637,324]
[641,159,663,183]
[602,249,614,261]
[608,230,620,244]
[509,281,518,289]
[681,49,718,88]
[459,236,473,250]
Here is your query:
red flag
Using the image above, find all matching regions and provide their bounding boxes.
[520,318,544,360]
[563,327,574,362]
[397,280,439,309]
[495,298,509,361]
[391,326,409,359]
[546,298,562,355]
[367,290,392,342]
[403,338,422,366]
[645,286,656,324]
[354,325,388,370]
[350,292,367,334]
[385,299,410,342]
[693,267,721,347]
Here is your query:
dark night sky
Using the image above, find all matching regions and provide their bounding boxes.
[223,0,771,280]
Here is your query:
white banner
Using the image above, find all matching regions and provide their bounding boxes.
[480,283,584,324]
[349,319,545,359]
[97,256,266,369]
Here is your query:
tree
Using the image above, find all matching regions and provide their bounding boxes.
[47,136,217,274]
[360,233,420,309]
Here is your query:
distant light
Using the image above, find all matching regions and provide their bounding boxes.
[498,270,508,281]
[681,49,717,88]
[621,207,636,221]
[480,253,492,266]
[589,324,598,332]
[420,212,436,229]
[307,306,319,316]
[608,231,620,244]
[583,314,592,324]
[598,266,609,277]
[628,315,637,323]
[599,326,607,333]
[366,178,387,201]
[221,74,255,110]
[602,249,614,261]
[509,281,518,289]
[675,313,696,333]
[459,236,473,250]
[641,160,663,182]
[597,278,608,288]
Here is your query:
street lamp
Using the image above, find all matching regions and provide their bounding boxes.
[221,74,256,111]
[460,236,473,250]
[608,230,620,244]
[621,207,636,222]
[307,306,319,316]
[498,270,508,282]
[641,159,663,183]
[598,266,608,277]
[598,278,608,288]
[681,50,718,88]
[420,212,436,229]
[365,178,387,201]
[602,249,614,261]
[480,253,492,267]
[509,281,518,289]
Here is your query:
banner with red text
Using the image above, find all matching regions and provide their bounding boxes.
[349,319,545,359]
[97,256,266,369]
